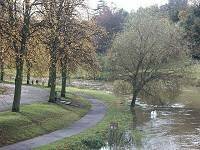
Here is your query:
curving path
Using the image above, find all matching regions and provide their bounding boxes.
[0,97,106,150]
[0,83,49,111]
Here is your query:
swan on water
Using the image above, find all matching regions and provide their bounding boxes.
[151,110,157,119]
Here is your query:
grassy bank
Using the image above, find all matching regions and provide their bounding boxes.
[0,94,91,147]
[36,87,141,150]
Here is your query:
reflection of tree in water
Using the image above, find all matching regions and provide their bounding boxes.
[131,108,137,129]
[130,108,145,148]
[130,106,200,149]
[131,107,150,127]
[140,79,182,106]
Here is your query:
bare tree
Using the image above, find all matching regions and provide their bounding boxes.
[111,10,187,107]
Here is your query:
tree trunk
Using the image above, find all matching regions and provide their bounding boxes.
[131,94,137,107]
[131,90,139,108]
[26,70,30,85]
[0,49,4,83]
[48,66,52,87]
[12,56,24,112]
[11,0,30,112]
[61,60,67,98]
[0,62,4,82]
[26,60,31,85]
[48,55,54,87]
[49,43,57,103]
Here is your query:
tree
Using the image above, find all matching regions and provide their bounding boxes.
[59,20,99,97]
[0,2,12,82]
[41,0,63,102]
[0,33,15,83]
[168,0,188,22]
[0,37,7,82]
[25,34,44,85]
[110,10,186,107]
[0,0,42,112]
[180,3,200,59]
[94,4,128,53]
[41,0,88,102]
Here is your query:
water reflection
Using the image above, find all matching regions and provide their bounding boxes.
[102,105,200,150]
[134,106,200,150]
[70,80,200,149]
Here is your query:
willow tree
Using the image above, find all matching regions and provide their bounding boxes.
[111,9,187,107]
[0,0,43,112]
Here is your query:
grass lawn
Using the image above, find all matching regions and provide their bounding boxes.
[36,87,141,150]
[0,94,91,147]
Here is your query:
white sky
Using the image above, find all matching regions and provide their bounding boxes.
[89,0,168,12]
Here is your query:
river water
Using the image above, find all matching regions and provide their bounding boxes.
[71,80,200,150]
[133,105,200,150]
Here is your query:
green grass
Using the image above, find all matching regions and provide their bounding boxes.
[66,87,116,103]
[36,87,139,150]
[0,94,91,147]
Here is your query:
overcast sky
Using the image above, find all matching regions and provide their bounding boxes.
[89,0,168,12]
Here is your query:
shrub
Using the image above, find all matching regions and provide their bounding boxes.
[113,80,132,96]
[81,136,106,149]
[141,79,182,105]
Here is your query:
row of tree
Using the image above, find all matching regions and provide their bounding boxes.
[162,0,200,59]
[1,0,199,110]
[0,0,100,112]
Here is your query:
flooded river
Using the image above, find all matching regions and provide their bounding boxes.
[99,96,200,150]
[102,105,200,150]
[132,105,200,150]
[72,80,200,150]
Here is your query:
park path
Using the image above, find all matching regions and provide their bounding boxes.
[0,83,49,111]
[0,97,106,150]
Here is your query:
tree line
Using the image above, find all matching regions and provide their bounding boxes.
[0,0,103,112]
[1,0,200,111]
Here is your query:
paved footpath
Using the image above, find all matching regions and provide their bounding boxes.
[0,97,107,150]
[0,83,49,111]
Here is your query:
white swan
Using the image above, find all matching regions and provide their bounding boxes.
[151,110,157,119]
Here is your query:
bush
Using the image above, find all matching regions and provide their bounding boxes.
[141,79,182,105]
[113,80,132,96]
[81,136,106,149]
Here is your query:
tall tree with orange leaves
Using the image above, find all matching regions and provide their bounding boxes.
[0,0,43,112]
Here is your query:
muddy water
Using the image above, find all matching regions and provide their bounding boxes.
[70,80,200,150]
[134,106,200,150]
[101,103,200,150]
